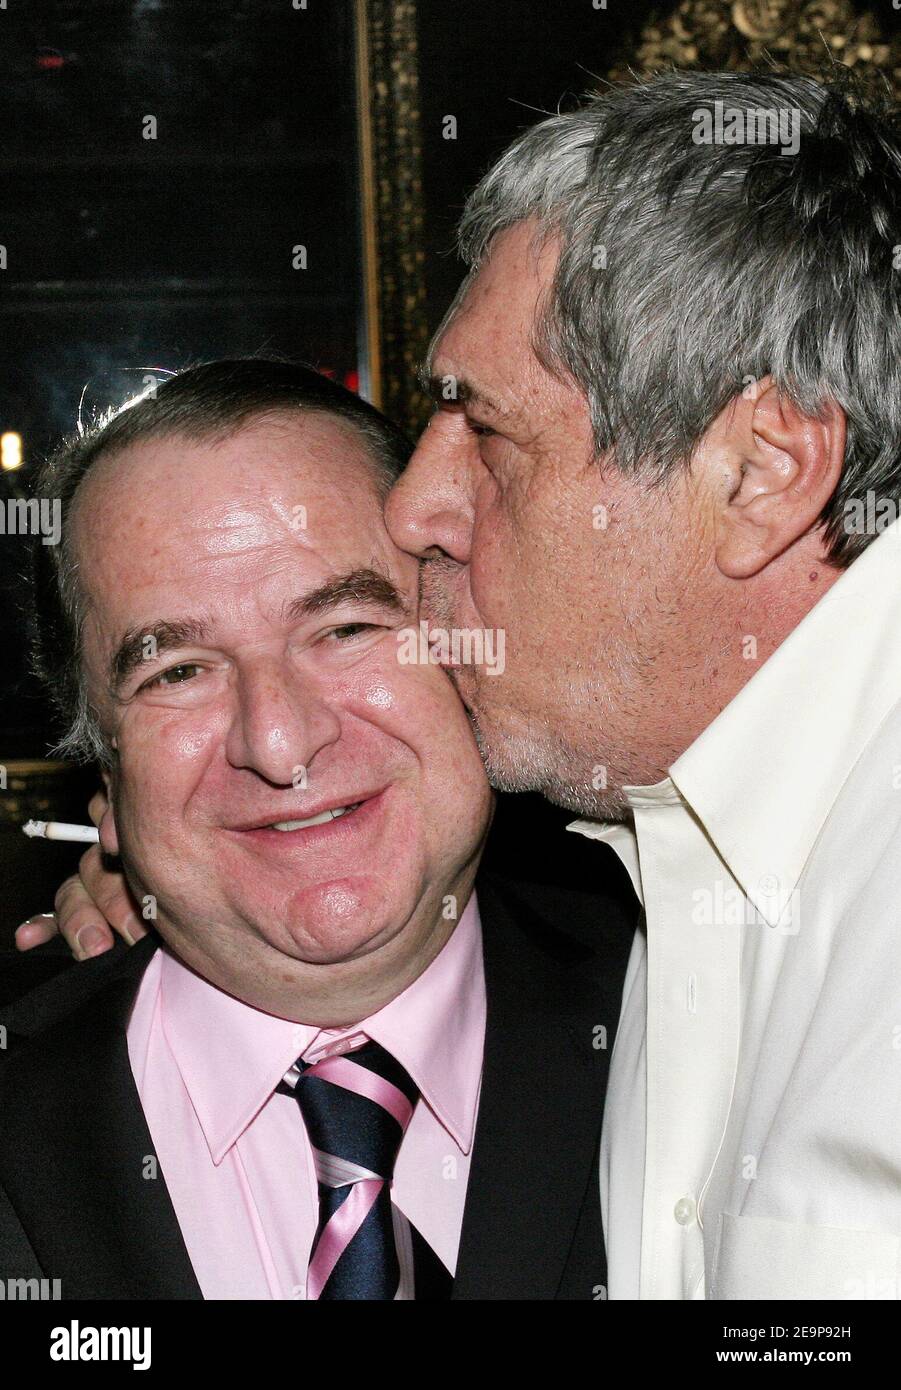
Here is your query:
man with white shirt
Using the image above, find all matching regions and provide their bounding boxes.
[382,69,901,1298]
[1,359,633,1299]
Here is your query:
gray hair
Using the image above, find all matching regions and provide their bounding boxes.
[442,69,901,564]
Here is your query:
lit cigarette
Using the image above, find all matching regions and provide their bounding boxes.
[23,819,100,844]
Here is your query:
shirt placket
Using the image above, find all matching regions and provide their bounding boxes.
[633,795,742,1299]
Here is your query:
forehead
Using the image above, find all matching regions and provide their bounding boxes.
[73,413,402,610]
[430,220,559,400]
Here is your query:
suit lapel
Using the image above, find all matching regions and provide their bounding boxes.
[0,937,202,1299]
[453,864,634,1300]
[0,838,635,1302]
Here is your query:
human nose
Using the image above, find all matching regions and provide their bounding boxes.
[385,415,474,565]
[224,657,341,786]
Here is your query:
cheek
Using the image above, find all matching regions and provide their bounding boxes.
[469,494,521,626]
[113,709,223,836]
[328,654,403,727]
[385,670,490,823]
[355,677,396,713]
[341,655,456,737]
[470,487,553,647]
[341,655,485,786]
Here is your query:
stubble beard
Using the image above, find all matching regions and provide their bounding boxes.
[419,558,632,821]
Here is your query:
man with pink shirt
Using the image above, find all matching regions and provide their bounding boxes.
[0,360,634,1300]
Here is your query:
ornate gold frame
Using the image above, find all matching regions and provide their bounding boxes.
[355,0,901,444]
[605,0,901,94]
[355,0,431,439]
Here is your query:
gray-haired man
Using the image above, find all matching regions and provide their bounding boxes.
[385,69,901,1299]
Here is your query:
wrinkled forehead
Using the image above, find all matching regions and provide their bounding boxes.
[427,221,560,393]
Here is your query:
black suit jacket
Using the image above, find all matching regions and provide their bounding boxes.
[0,854,635,1301]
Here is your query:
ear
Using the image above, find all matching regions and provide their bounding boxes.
[98,757,120,856]
[707,376,846,579]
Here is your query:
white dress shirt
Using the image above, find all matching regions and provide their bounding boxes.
[573,515,901,1299]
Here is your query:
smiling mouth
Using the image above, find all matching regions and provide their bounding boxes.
[269,803,362,831]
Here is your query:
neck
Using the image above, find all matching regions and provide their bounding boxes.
[725,535,844,704]
[596,535,847,816]
[159,857,483,1028]
[671,538,846,766]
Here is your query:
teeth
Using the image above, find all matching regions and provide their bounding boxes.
[270,803,359,832]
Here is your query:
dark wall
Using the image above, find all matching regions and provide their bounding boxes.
[0,0,361,756]
[416,0,656,331]
[415,0,901,330]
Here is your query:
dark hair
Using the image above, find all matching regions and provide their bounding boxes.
[29,357,413,764]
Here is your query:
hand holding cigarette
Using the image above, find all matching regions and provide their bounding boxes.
[17,791,145,960]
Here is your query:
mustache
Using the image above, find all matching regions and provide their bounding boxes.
[417,556,459,620]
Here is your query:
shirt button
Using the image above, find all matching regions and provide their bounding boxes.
[673,1196,696,1226]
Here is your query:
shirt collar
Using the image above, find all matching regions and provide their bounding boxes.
[569,517,901,926]
[159,892,485,1165]
[566,819,645,906]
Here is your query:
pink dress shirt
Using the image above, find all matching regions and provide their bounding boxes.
[125,894,485,1299]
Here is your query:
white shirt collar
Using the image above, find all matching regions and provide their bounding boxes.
[570,516,901,925]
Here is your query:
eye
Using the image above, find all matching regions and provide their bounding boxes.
[326,622,379,642]
[142,662,204,690]
[467,419,496,439]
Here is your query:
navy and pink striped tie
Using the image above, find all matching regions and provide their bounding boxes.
[279,1039,452,1300]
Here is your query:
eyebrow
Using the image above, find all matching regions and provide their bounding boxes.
[108,568,409,695]
[283,568,409,623]
[110,618,211,694]
[418,365,507,419]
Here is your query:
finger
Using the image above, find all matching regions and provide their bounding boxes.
[14,913,58,951]
[88,789,108,828]
[54,874,117,960]
[78,843,148,944]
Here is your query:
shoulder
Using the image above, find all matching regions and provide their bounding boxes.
[477,792,638,959]
[0,935,158,1049]
[0,937,74,1009]
[483,788,635,893]
[475,864,635,967]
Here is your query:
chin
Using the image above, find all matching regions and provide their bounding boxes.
[464,699,547,795]
[263,876,401,965]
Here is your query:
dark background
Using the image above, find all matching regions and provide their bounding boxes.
[0,0,361,758]
[1,0,654,936]
[415,0,661,329]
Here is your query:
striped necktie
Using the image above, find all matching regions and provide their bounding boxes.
[279,1039,452,1300]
